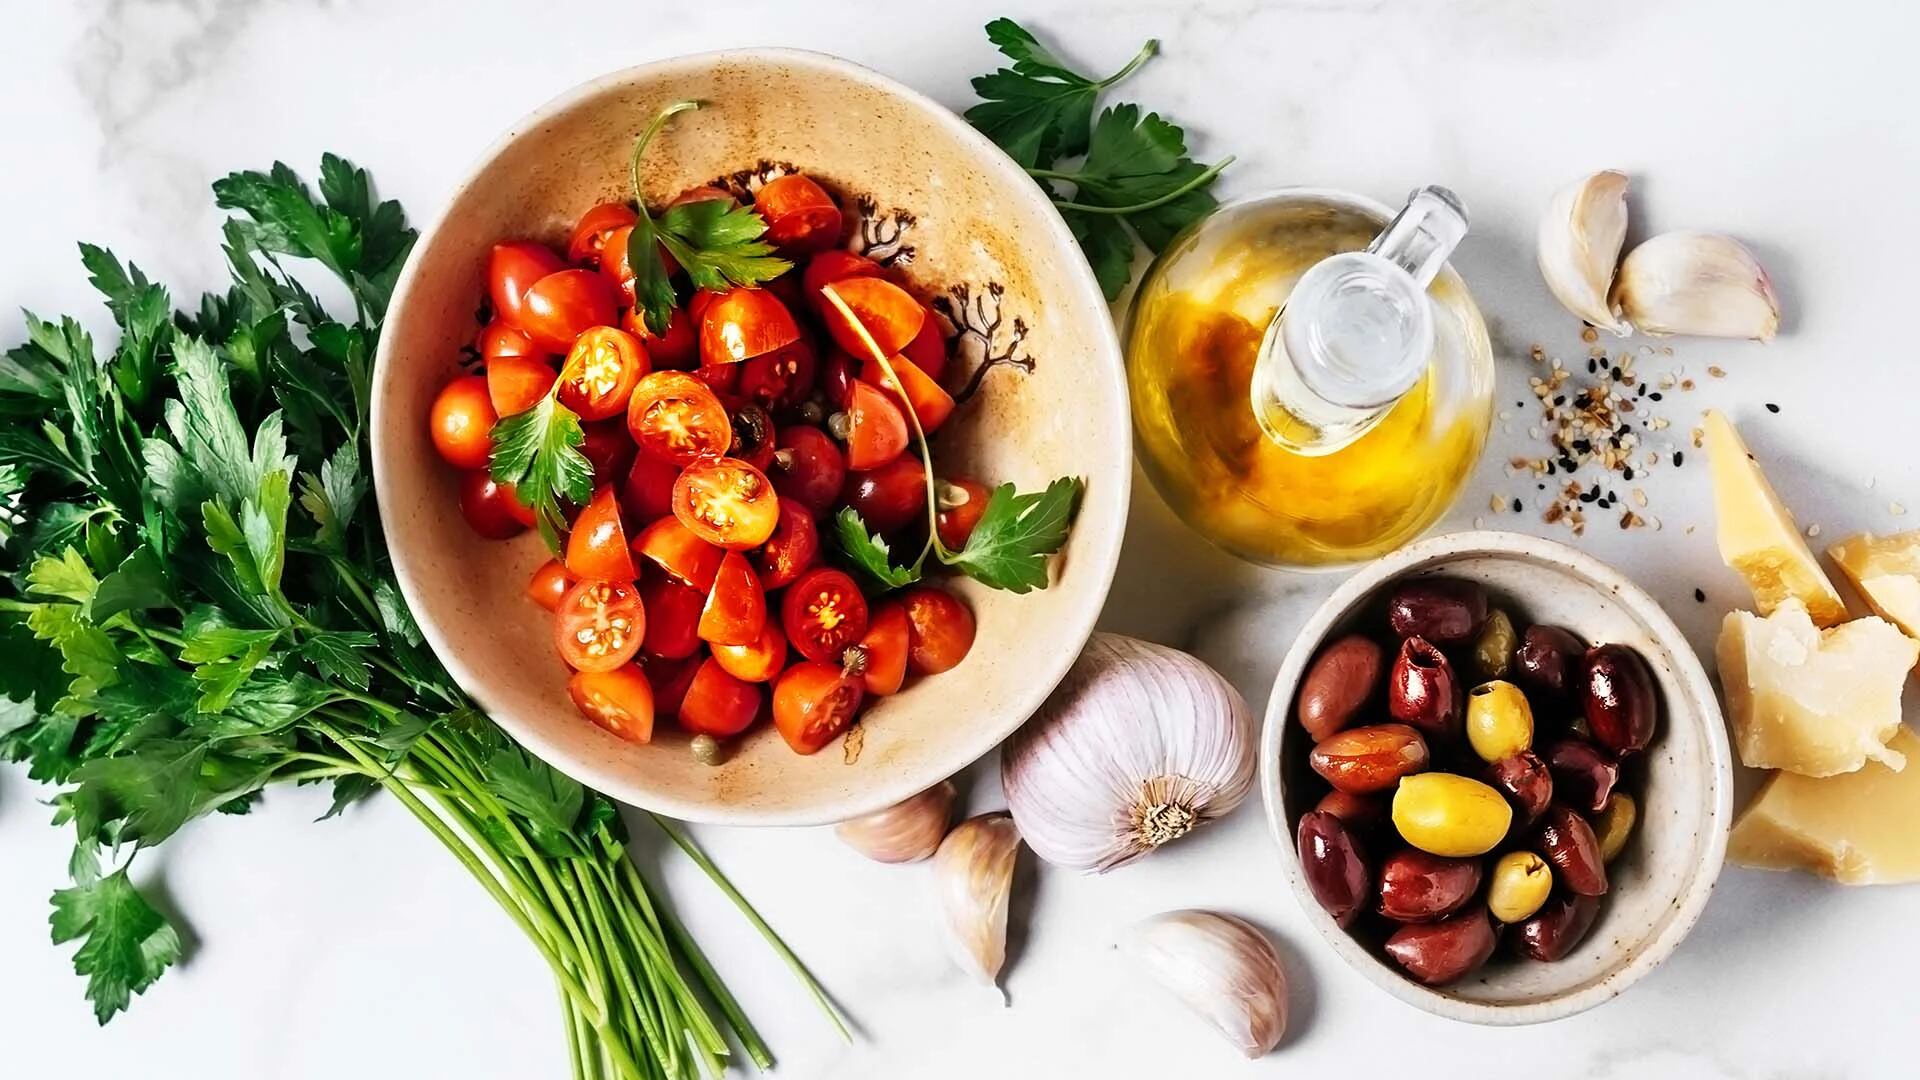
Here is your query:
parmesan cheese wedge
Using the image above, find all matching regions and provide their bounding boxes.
[1729,727,1920,884]
[1703,410,1847,626]
[1828,529,1920,640]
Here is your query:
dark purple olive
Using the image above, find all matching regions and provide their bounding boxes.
[1297,634,1384,742]
[1515,892,1599,961]
[1512,624,1583,700]
[1486,751,1554,823]
[1385,578,1489,645]
[1377,849,1483,923]
[1296,810,1372,928]
[1581,644,1657,755]
[1535,805,1608,896]
[1314,789,1388,836]
[1309,723,1430,794]
[1384,908,1498,985]
[1387,637,1461,741]
[1542,739,1619,814]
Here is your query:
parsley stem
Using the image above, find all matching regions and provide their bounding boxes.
[629,102,702,210]
[1046,155,1236,215]
[1097,37,1160,89]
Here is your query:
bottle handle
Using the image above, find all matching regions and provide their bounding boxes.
[1367,186,1469,291]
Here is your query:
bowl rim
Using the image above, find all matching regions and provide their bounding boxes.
[1257,530,1733,1025]
[370,47,1130,826]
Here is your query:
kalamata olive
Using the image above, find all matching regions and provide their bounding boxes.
[1542,739,1619,814]
[1485,751,1553,823]
[1391,773,1512,857]
[1309,723,1430,795]
[1593,792,1638,863]
[1465,680,1534,762]
[1297,634,1383,742]
[1512,624,1583,700]
[1385,578,1488,645]
[1388,637,1461,740]
[1515,892,1599,961]
[1377,849,1482,923]
[1471,608,1516,681]
[1295,810,1371,928]
[1487,851,1553,923]
[1314,789,1388,835]
[1581,644,1657,756]
[1535,805,1608,895]
[1384,908,1498,985]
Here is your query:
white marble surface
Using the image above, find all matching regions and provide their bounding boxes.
[2,0,1915,1076]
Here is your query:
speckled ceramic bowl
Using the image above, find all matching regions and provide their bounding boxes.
[371,50,1128,825]
[1260,531,1732,1024]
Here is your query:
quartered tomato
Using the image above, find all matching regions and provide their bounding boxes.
[861,355,954,432]
[640,575,704,660]
[755,500,819,589]
[632,516,724,591]
[569,665,655,743]
[819,276,925,358]
[727,404,777,471]
[558,326,650,421]
[672,457,779,550]
[698,287,801,366]
[781,567,869,663]
[645,654,701,717]
[899,304,948,382]
[770,425,846,514]
[935,478,992,550]
[737,339,817,411]
[844,380,909,470]
[567,202,638,267]
[519,268,620,354]
[712,621,787,683]
[429,375,498,470]
[754,174,842,254]
[626,371,731,465]
[579,418,636,484]
[553,578,645,673]
[772,661,864,755]
[848,600,909,697]
[458,471,531,539]
[842,455,926,534]
[565,486,637,581]
[697,551,766,646]
[621,452,679,523]
[902,586,975,675]
[488,241,566,329]
[623,305,697,370]
[526,559,574,611]
[486,354,556,416]
[477,320,542,363]
[678,657,761,737]
[803,250,884,318]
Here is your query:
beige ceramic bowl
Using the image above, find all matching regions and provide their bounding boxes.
[372,50,1128,825]
[1260,531,1732,1024]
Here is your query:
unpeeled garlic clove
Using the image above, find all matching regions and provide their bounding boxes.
[1612,231,1780,341]
[1537,170,1632,334]
[835,781,956,863]
[1117,910,1289,1058]
[931,813,1021,995]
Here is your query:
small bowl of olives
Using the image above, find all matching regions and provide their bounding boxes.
[1260,531,1732,1025]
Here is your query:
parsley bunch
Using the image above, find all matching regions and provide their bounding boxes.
[0,157,838,1078]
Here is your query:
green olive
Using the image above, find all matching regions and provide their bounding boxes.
[1472,608,1516,682]
[1391,773,1512,857]
[1594,792,1638,862]
[1487,851,1554,923]
[1466,680,1534,762]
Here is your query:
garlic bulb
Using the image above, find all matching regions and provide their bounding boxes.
[1118,910,1289,1058]
[930,813,1021,993]
[1536,170,1631,334]
[1612,230,1780,341]
[835,781,956,863]
[1001,633,1254,873]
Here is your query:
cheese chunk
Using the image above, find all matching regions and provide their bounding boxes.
[1716,600,1915,776]
[1703,410,1847,626]
[1729,727,1920,884]
[1828,530,1920,639]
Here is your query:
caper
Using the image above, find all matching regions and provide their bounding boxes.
[1594,792,1638,862]
[1487,851,1554,923]
[690,734,724,766]
[1471,608,1516,682]
[1465,680,1534,762]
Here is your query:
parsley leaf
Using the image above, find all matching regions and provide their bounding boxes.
[90,546,172,622]
[49,867,182,1024]
[483,743,587,859]
[624,213,680,337]
[965,19,1158,169]
[298,443,365,554]
[1064,210,1137,304]
[656,200,791,293]
[294,630,376,691]
[78,244,170,408]
[832,508,923,590]
[939,478,1083,594]
[488,389,592,556]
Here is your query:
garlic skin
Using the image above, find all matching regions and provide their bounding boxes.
[930,813,1020,993]
[1537,170,1632,334]
[1612,230,1780,341]
[1001,633,1255,873]
[835,780,956,863]
[1118,911,1289,1058]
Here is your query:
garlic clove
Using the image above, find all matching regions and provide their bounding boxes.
[1612,230,1780,341]
[834,780,956,863]
[1537,169,1632,334]
[930,812,1021,996]
[1118,910,1289,1058]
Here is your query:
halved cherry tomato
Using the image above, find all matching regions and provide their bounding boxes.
[478,320,542,362]
[754,174,842,254]
[554,578,645,673]
[672,186,736,207]
[623,305,697,369]
[672,457,779,550]
[527,559,574,611]
[770,425,846,514]
[626,371,731,465]
[458,470,530,539]
[935,478,992,550]
[632,516,724,591]
[640,575,704,660]
[565,486,637,581]
[698,287,801,367]
[842,455,926,534]
[819,348,859,408]
[756,501,820,589]
[690,362,740,397]
[679,657,761,737]
[487,354,557,416]
[579,418,636,484]
[772,661,864,755]
[430,375,498,469]
[558,326,650,421]
[737,339,817,411]
[489,241,565,329]
[622,452,679,523]
[687,287,723,326]
[646,654,701,717]
[803,250,884,318]
[569,665,655,743]
[781,567,869,663]
[899,304,948,383]
[567,202,638,267]
[712,620,787,683]
[820,276,925,358]
[598,224,679,304]
[847,600,909,696]
[698,551,766,646]
[861,355,954,432]
[844,380,909,470]
[519,268,620,353]
[727,404,777,471]
[902,586,975,674]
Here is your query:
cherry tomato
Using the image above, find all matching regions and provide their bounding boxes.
[861,355,954,433]
[527,559,574,611]
[727,404,777,472]
[679,657,761,737]
[935,478,991,550]
[565,486,636,581]
[819,348,859,408]
[488,241,565,329]
[599,224,679,304]
[430,375,498,469]
[554,578,645,673]
[848,600,909,697]
[698,287,801,366]
[558,326,650,421]
[458,470,530,539]
[567,202,638,267]
[478,320,543,363]
[737,339,817,411]
[626,371,731,465]
[698,551,767,646]
[623,304,697,369]
[766,272,807,318]
[487,354,556,416]
[820,276,926,358]
[756,501,819,589]
[646,654,701,717]
[519,268,620,354]
[622,452,678,523]
[712,621,787,683]
[569,665,655,743]
[772,661,864,755]
[672,457,779,550]
[640,575,704,660]
[754,174,842,254]
[579,418,635,484]
[844,380,909,470]
[781,567,868,663]
[899,304,948,383]
[690,362,740,398]
[672,186,736,207]
[842,455,926,534]
[632,516,725,590]
[687,287,723,326]
[803,250,884,319]
[770,425,846,514]
[902,586,975,674]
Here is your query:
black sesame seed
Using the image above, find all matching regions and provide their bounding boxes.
[1673,451,1685,467]
[1553,395,1566,406]
[1765,402,1781,413]
[1587,358,1598,374]
[1579,490,1598,504]
[1537,483,1546,490]
[1572,439,1592,453]
[1512,498,1523,513]
[1649,391,1663,401]
[1694,588,1706,603]
[1623,467,1635,481]
[1611,366,1624,380]
[1617,424,1632,437]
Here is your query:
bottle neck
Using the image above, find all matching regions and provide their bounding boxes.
[1368,186,1468,291]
